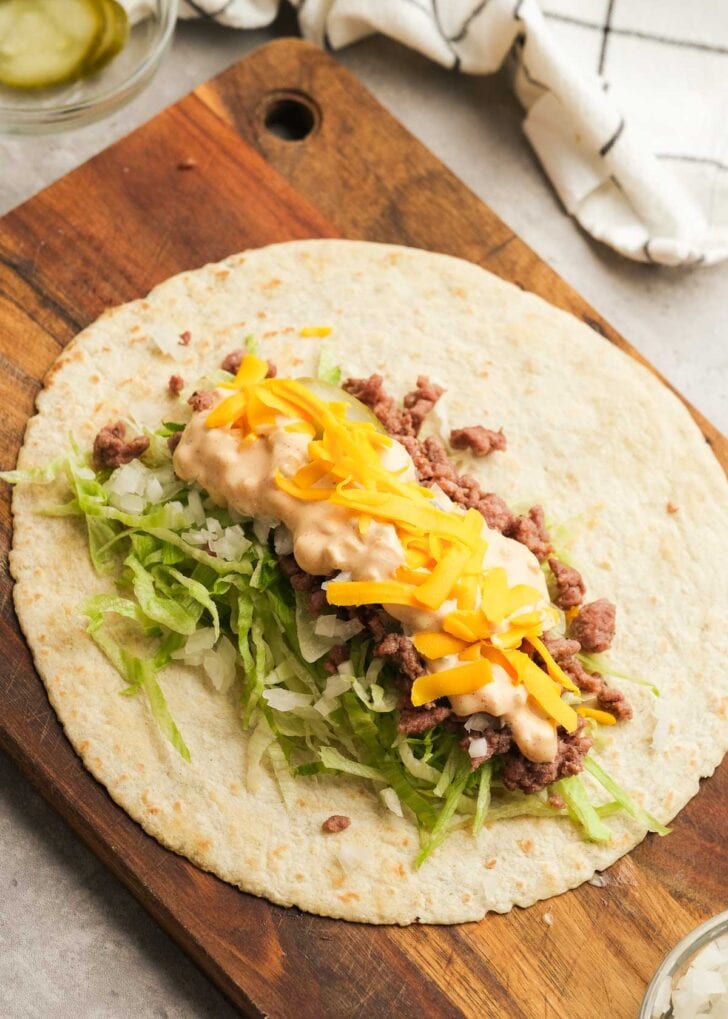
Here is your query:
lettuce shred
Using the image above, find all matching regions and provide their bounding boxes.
[1,426,647,866]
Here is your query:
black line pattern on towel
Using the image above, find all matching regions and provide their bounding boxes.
[544,12,728,56]
[513,0,526,20]
[598,0,616,75]
[599,117,624,157]
[432,0,461,70]
[642,240,657,264]
[658,154,728,174]
[184,0,233,18]
[449,0,491,43]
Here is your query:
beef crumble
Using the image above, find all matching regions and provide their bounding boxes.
[168,373,184,397]
[402,375,444,434]
[372,633,425,681]
[187,390,216,412]
[460,726,513,769]
[322,815,351,833]
[505,505,552,561]
[93,422,149,470]
[398,705,451,736]
[549,558,585,609]
[501,717,593,793]
[450,426,507,457]
[571,599,616,653]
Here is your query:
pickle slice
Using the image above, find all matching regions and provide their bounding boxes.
[82,0,128,77]
[0,0,104,89]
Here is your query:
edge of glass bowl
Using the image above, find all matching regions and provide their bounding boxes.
[639,910,728,1019]
[0,0,179,134]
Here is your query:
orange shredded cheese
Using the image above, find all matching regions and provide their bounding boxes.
[411,660,493,707]
[299,326,332,338]
[201,354,588,737]
[575,706,616,725]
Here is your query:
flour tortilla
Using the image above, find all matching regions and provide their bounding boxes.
[9,240,728,924]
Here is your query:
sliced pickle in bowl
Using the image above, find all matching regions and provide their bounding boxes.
[82,0,128,77]
[0,0,128,90]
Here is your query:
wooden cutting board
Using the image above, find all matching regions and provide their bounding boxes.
[0,39,725,1019]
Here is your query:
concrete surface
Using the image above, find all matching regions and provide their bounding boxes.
[1,14,726,1019]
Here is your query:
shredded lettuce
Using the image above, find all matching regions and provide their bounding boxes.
[552,774,613,843]
[578,652,659,697]
[317,346,343,386]
[1,419,652,867]
[472,761,492,836]
[584,757,669,835]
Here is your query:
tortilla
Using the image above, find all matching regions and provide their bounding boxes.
[9,240,728,924]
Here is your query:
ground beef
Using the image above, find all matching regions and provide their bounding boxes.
[345,375,516,533]
[167,432,182,453]
[322,815,351,833]
[324,645,349,674]
[460,726,513,769]
[402,375,444,434]
[278,555,327,615]
[564,658,602,694]
[221,350,277,378]
[548,558,585,609]
[570,599,616,653]
[308,588,328,615]
[221,349,244,374]
[92,422,149,470]
[597,685,633,721]
[541,633,582,665]
[373,633,426,681]
[187,390,216,412]
[401,435,514,532]
[348,605,390,643]
[397,705,451,735]
[342,374,414,437]
[168,373,184,396]
[450,426,507,457]
[506,505,551,561]
[501,717,593,794]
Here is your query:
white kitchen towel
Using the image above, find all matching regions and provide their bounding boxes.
[167,0,728,267]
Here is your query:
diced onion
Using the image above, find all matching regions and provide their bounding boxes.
[149,324,186,360]
[273,526,293,556]
[468,737,488,758]
[380,786,404,817]
[464,713,490,732]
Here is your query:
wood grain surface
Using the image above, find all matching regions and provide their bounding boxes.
[0,38,725,1019]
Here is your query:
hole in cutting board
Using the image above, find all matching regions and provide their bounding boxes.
[262,93,319,141]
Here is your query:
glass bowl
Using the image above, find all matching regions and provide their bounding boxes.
[0,0,178,134]
[640,910,728,1019]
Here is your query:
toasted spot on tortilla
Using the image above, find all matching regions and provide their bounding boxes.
[338,892,360,903]
[518,839,535,855]
[485,858,497,869]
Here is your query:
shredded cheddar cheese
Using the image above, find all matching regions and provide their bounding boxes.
[201,355,606,740]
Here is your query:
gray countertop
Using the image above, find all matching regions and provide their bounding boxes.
[1,18,726,1019]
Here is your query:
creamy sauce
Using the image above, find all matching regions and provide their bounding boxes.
[450,668,557,762]
[174,391,557,762]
